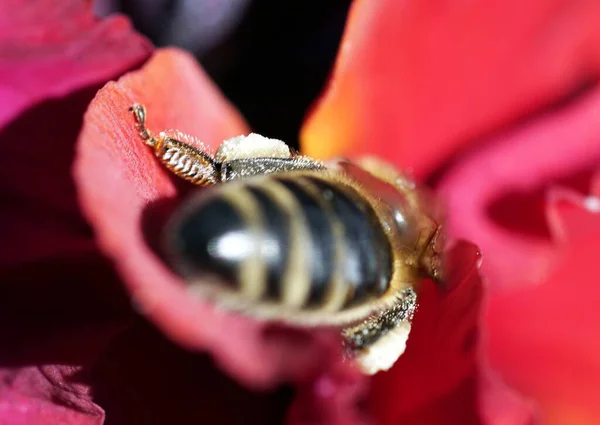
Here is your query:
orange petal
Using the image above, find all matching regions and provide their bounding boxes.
[75,48,339,387]
[302,0,600,178]
[0,0,152,130]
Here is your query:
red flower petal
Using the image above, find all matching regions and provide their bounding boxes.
[370,242,486,425]
[546,185,600,243]
[0,392,100,425]
[486,201,600,424]
[288,362,368,425]
[437,88,600,289]
[0,0,151,271]
[75,48,341,387]
[301,0,600,179]
[0,0,152,130]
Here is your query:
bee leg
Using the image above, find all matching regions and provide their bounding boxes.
[130,103,159,147]
[342,288,417,375]
[220,156,325,181]
[129,104,220,186]
[211,132,325,181]
[215,133,294,162]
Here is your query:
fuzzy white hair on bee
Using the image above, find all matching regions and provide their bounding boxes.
[129,103,444,374]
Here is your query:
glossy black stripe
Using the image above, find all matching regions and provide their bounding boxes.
[172,195,244,288]
[305,177,392,306]
[278,178,334,305]
[245,187,289,300]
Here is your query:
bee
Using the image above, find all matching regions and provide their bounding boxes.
[130,104,444,374]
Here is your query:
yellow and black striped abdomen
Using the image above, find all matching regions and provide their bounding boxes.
[167,172,393,317]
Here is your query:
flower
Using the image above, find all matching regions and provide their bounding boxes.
[1,1,600,425]
[302,1,600,423]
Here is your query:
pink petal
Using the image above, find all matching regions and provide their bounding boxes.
[0,0,152,130]
[438,88,600,289]
[486,218,600,424]
[74,48,340,387]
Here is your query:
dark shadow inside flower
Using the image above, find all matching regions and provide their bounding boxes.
[0,86,103,266]
[140,196,183,263]
[0,315,129,421]
[487,167,597,239]
[91,319,295,425]
[0,85,138,324]
[0,316,127,369]
[0,250,131,328]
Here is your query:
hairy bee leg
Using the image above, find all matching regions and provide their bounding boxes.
[215,133,293,162]
[342,288,417,375]
[129,104,220,186]
[213,133,325,181]
[130,105,323,184]
[220,157,325,182]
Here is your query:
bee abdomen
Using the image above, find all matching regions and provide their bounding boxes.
[168,174,392,311]
[300,176,392,306]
